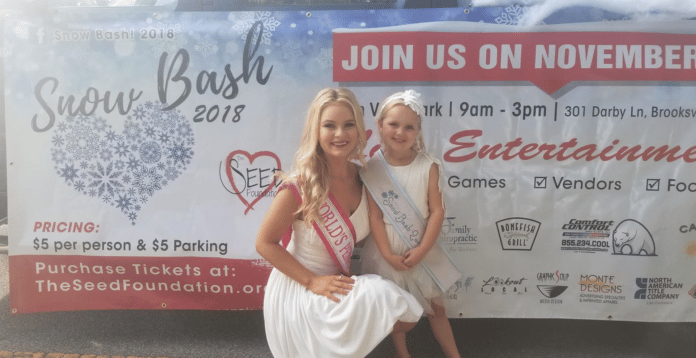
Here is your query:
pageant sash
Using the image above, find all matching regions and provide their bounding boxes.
[360,151,461,292]
[280,183,356,275]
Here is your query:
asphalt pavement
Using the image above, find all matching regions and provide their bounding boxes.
[1,253,695,358]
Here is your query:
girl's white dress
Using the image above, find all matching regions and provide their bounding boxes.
[362,152,445,314]
[263,188,424,358]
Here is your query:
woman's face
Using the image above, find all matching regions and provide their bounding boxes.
[318,103,359,160]
[379,104,420,154]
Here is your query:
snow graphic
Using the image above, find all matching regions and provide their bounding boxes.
[494,5,530,25]
[49,103,195,225]
[231,12,281,45]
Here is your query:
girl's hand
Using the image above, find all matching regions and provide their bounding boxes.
[385,253,410,271]
[307,274,355,303]
[403,247,427,268]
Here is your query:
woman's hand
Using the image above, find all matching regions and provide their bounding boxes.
[385,253,410,271]
[307,274,355,303]
[403,246,427,268]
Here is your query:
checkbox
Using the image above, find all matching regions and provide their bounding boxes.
[534,176,547,189]
[646,179,660,191]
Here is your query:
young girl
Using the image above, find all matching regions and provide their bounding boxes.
[361,90,462,358]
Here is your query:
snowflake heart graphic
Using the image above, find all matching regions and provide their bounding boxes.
[50,101,195,225]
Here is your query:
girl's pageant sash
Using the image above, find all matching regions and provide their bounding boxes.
[360,151,461,292]
[280,182,356,275]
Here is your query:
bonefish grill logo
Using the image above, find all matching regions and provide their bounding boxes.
[220,150,282,214]
[496,217,540,251]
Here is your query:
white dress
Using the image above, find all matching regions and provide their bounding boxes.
[263,188,424,358]
[362,152,445,314]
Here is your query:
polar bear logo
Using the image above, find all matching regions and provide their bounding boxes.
[612,219,656,256]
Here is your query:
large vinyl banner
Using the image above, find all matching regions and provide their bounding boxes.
[4,7,696,320]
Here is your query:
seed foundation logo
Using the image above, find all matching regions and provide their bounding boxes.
[578,274,625,305]
[220,150,282,214]
[537,271,569,304]
[496,217,540,251]
[441,217,477,253]
[612,219,657,256]
[634,277,683,304]
[560,219,613,253]
[481,276,528,295]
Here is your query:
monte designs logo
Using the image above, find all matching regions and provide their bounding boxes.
[496,217,540,251]
[612,219,657,256]
[49,103,195,225]
[579,274,625,305]
[220,150,281,214]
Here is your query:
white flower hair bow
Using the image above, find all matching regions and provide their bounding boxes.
[398,89,425,118]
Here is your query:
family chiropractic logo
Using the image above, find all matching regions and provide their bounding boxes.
[220,150,282,214]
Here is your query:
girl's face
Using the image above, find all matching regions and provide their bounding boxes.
[379,104,420,154]
[318,103,358,160]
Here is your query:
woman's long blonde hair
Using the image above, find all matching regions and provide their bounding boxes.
[283,88,367,225]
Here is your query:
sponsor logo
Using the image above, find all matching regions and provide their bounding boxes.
[578,274,625,304]
[481,276,528,295]
[537,271,569,303]
[684,240,696,259]
[446,276,475,300]
[680,223,696,233]
[688,284,696,299]
[560,219,614,253]
[441,217,478,252]
[496,217,540,251]
[220,150,282,214]
[634,277,683,304]
[612,219,657,256]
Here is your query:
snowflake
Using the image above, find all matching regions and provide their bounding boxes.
[114,160,125,170]
[175,122,193,138]
[126,156,140,172]
[74,180,85,192]
[52,135,65,147]
[192,33,219,58]
[144,125,157,139]
[86,161,124,199]
[65,123,100,161]
[316,48,333,69]
[59,163,79,183]
[92,116,108,132]
[105,130,118,142]
[164,166,179,181]
[140,195,148,204]
[88,188,97,197]
[127,188,136,196]
[167,141,194,167]
[57,122,68,133]
[157,162,165,171]
[113,140,131,159]
[133,166,163,197]
[115,194,134,213]
[152,106,179,129]
[495,5,527,26]
[123,120,142,142]
[51,148,69,164]
[99,148,113,162]
[132,105,146,120]
[139,141,162,164]
[232,12,280,46]
[103,195,112,203]
[128,211,138,222]
[122,174,131,184]
[80,161,89,169]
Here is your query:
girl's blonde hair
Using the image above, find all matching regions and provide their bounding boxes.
[375,90,426,152]
[283,88,367,225]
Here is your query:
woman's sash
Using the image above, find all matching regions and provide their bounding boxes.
[360,151,461,292]
[280,183,356,275]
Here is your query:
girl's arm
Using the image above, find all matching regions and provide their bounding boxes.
[404,163,445,268]
[367,191,410,271]
[255,188,354,303]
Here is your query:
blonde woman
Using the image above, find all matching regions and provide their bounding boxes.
[256,88,423,358]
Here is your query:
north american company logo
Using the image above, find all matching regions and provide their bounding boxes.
[481,276,528,295]
[496,217,540,251]
[441,217,477,253]
[537,271,569,303]
[634,277,683,303]
[561,219,613,253]
[612,219,657,256]
[220,150,282,214]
